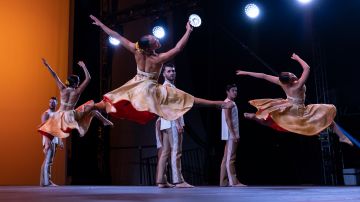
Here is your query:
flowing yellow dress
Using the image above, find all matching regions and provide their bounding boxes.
[102,68,194,124]
[249,87,336,136]
[38,100,96,138]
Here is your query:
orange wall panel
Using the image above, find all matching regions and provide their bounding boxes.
[0,0,70,185]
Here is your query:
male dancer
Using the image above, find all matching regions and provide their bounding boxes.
[220,84,245,187]
[155,64,194,188]
[40,97,63,186]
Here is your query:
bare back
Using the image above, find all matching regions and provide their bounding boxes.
[59,88,81,111]
[134,51,163,74]
[280,83,306,100]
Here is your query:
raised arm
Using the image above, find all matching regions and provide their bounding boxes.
[90,15,136,53]
[75,61,91,94]
[291,53,310,88]
[41,58,66,90]
[156,21,193,63]
[236,70,281,86]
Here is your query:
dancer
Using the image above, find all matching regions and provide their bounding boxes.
[89,15,233,124]
[40,97,63,187]
[38,59,112,139]
[236,53,352,145]
[155,64,194,188]
[220,84,246,187]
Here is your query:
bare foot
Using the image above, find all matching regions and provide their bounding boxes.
[49,182,58,187]
[231,183,247,187]
[339,136,353,146]
[175,182,194,188]
[244,112,256,119]
[94,101,116,113]
[43,181,58,187]
[105,102,116,113]
[158,182,175,188]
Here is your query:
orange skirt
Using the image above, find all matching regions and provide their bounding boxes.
[38,100,96,138]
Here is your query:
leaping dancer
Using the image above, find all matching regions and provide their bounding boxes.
[236,53,353,146]
[89,15,233,125]
[38,59,113,139]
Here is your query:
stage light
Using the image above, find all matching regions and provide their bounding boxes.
[297,0,312,4]
[108,36,120,46]
[151,17,167,39]
[152,26,166,39]
[189,14,202,27]
[244,3,260,19]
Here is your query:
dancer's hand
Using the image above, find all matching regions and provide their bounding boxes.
[176,123,184,134]
[236,70,247,76]
[58,139,64,150]
[186,21,193,32]
[291,53,300,61]
[77,61,86,68]
[90,15,103,26]
[231,135,238,142]
[41,58,49,66]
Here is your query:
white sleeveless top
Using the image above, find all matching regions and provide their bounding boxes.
[221,98,239,140]
[160,80,184,130]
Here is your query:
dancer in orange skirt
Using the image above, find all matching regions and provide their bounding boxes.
[236,53,352,145]
[38,59,113,139]
[89,15,233,124]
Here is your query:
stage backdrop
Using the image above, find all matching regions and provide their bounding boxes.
[0,0,70,185]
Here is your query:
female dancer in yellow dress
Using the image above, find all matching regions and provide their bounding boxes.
[38,59,113,139]
[236,53,352,145]
[89,15,233,124]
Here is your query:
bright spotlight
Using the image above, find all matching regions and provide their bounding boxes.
[108,36,120,46]
[244,3,260,19]
[297,0,312,4]
[189,14,202,27]
[152,26,166,39]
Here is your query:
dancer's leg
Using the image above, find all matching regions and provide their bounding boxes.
[94,100,116,113]
[156,129,174,188]
[244,113,272,127]
[92,110,113,126]
[79,102,113,126]
[330,122,353,146]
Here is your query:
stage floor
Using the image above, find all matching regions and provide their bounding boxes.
[0,186,359,202]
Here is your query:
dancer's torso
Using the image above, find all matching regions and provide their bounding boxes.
[59,88,80,111]
[282,85,306,105]
[134,51,163,77]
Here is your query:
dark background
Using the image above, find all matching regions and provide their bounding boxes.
[68,0,360,185]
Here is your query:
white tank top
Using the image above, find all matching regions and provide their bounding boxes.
[221,98,239,140]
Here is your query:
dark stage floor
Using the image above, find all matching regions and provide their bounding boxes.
[0,186,360,202]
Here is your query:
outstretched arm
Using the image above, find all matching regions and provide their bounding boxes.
[156,21,193,63]
[90,15,136,53]
[76,61,91,94]
[236,70,281,85]
[291,53,310,88]
[42,58,66,90]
